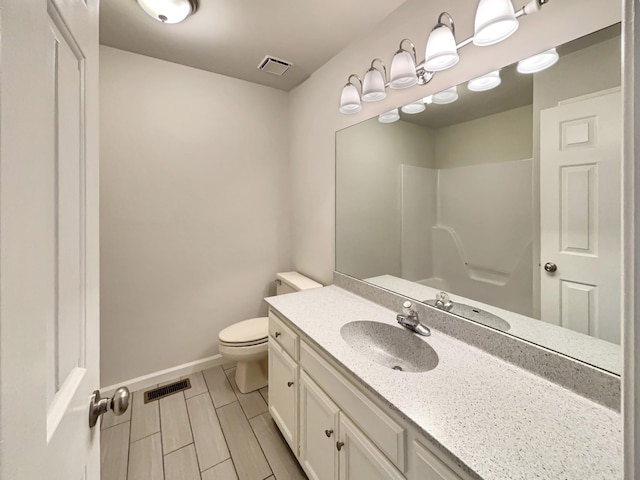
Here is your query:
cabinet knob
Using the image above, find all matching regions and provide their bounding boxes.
[325,429,333,438]
[336,441,344,451]
[287,381,294,387]
[275,331,281,338]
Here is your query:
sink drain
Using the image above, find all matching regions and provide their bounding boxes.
[392,365,403,371]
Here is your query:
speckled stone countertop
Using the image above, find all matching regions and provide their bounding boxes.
[265,286,622,480]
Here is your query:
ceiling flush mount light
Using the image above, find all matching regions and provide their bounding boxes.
[137,0,197,24]
[362,59,388,102]
[517,48,559,73]
[339,74,363,114]
[401,100,426,114]
[389,39,418,89]
[473,0,519,46]
[432,86,459,104]
[468,70,502,91]
[337,0,550,114]
[378,109,400,123]
[424,13,459,72]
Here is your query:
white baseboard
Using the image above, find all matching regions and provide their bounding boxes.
[100,354,235,396]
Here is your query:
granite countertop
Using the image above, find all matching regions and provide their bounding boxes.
[365,274,621,375]
[265,285,621,480]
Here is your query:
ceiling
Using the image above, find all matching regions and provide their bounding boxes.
[99,0,408,91]
[400,22,621,130]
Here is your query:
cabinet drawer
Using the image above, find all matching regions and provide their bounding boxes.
[269,310,299,360]
[300,341,406,472]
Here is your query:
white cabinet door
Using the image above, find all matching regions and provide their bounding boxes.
[300,371,340,480]
[411,440,462,480]
[269,340,299,455]
[339,414,404,480]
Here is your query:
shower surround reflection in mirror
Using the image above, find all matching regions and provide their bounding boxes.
[336,24,622,374]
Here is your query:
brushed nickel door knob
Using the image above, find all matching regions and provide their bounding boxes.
[544,262,557,272]
[89,386,130,428]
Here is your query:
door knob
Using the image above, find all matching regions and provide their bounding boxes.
[89,387,130,428]
[544,262,557,273]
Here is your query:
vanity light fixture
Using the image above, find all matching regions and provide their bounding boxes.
[473,0,519,46]
[517,48,559,73]
[401,100,426,114]
[424,13,459,71]
[378,108,401,123]
[136,0,197,24]
[389,40,419,89]
[362,59,388,102]
[337,0,550,114]
[339,75,363,114]
[432,86,459,104]
[467,70,502,91]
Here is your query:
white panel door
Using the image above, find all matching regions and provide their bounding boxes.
[0,1,101,479]
[540,90,622,344]
[338,414,404,480]
[269,340,299,455]
[300,371,340,480]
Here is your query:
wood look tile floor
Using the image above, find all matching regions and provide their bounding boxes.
[101,366,307,480]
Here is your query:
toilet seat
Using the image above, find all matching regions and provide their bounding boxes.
[218,317,268,347]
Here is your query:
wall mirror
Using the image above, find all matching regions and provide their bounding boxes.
[336,23,622,375]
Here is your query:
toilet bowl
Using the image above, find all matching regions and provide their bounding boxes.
[218,272,322,393]
[219,317,269,394]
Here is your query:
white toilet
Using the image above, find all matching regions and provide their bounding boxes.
[218,272,322,393]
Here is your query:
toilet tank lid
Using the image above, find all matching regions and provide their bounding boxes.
[219,317,268,344]
[276,271,323,291]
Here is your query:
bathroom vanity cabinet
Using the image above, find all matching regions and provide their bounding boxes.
[268,309,470,480]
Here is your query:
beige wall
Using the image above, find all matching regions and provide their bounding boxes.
[289,0,620,285]
[434,105,533,169]
[100,46,291,386]
[335,119,434,279]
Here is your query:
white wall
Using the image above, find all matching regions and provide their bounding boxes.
[100,46,291,386]
[335,119,434,279]
[289,0,620,285]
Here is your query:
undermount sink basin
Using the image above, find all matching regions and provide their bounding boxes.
[340,321,439,373]
[425,300,511,332]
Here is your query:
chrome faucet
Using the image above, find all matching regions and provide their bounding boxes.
[434,291,454,312]
[397,301,431,336]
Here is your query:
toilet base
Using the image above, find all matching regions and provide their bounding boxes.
[235,357,268,393]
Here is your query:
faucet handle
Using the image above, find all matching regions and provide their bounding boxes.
[402,301,414,315]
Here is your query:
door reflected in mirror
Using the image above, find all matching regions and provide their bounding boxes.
[335,23,622,374]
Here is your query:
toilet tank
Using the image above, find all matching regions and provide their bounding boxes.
[276,271,322,295]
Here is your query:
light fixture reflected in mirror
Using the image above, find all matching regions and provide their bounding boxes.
[432,86,459,104]
[517,48,559,73]
[339,75,362,114]
[136,0,197,23]
[401,100,426,114]
[378,108,400,123]
[389,39,418,89]
[362,59,388,102]
[424,13,459,72]
[473,0,519,46]
[468,70,502,91]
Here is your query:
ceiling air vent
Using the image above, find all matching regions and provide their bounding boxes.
[258,55,293,76]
